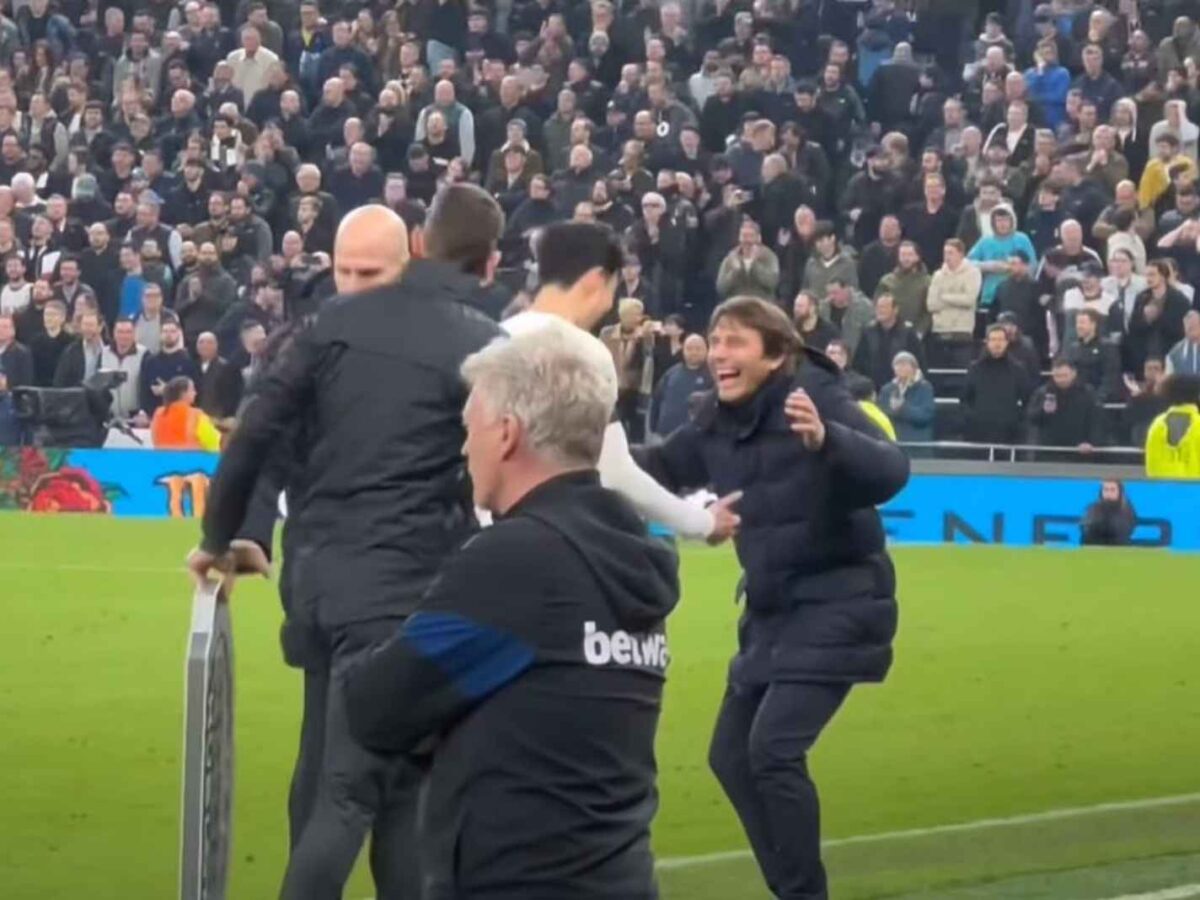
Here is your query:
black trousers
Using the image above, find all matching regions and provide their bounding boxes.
[708,681,851,900]
[280,617,425,900]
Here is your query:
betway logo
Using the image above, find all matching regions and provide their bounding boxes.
[583,622,670,669]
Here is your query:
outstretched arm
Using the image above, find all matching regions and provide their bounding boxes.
[599,421,715,540]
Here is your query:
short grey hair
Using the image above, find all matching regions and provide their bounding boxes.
[462,321,617,468]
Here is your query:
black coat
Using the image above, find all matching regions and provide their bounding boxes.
[1081,495,1135,546]
[852,320,925,389]
[196,357,243,419]
[962,353,1032,443]
[638,356,910,685]
[1028,381,1106,447]
[0,341,33,389]
[201,260,502,627]
[344,472,675,900]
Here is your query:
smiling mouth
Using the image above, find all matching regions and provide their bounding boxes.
[714,368,740,387]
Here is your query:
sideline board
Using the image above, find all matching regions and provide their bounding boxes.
[180,582,234,900]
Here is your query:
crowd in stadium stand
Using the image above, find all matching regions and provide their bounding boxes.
[0,0,1200,452]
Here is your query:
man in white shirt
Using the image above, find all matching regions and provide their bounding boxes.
[0,254,31,315]
[226,24,280,105]
[503,221,740,542]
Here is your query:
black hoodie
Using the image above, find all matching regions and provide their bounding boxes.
[344,470,678,900]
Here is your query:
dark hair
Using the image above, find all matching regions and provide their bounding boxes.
[1164,374,1200,405]
[535,222,623,288]
[424,183,505,277]
[1075,308,1102,328]
[1148,258,1172,279]
[709,296,803,373]
[1051,355,1075,369]
[1112,207,1136,230]
[163,375,193,404]
[813,220,837,242]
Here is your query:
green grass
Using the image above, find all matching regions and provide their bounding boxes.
[1,515,1198,899]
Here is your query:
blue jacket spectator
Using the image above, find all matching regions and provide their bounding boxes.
[650,335,713,438]
[879,352,936,443]
[968,206,1037,309]
[1023,49,1070,130]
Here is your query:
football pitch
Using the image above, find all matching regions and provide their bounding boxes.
[1,515,1198,900]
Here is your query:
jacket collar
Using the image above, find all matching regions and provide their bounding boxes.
[397,258,482,300]
[501,469,600,519]
[695,367,793,441]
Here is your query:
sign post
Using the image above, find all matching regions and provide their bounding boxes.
[180,581,234,900]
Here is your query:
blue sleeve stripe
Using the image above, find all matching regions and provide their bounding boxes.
[402,611,536,700]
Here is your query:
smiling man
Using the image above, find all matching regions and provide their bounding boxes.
[636,296,909,900]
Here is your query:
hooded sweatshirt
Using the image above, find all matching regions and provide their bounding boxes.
[344,470,678,900]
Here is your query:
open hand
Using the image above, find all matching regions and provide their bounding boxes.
[785,389,826,451]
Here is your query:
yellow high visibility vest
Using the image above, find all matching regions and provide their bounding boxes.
[1145,404,1200,479]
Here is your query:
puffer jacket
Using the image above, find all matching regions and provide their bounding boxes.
[637,352,910,685]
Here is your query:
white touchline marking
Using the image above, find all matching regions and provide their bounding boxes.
[654,792,1200,870]
[1102,885,1200,900]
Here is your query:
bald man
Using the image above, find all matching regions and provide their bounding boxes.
[333,204,409,294]
[191,184,507,900]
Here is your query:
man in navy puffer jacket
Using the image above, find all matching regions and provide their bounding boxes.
[636,296,909,900]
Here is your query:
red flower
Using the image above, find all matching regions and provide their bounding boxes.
[27,469,112,514]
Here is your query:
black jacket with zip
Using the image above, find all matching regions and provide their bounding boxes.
[344,471,679,899]
[201,260,502,626]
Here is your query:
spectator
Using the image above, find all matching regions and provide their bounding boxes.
[1080,480,1136,546]
[99,319,147,421]
[52,308,104,387]
[968,205,1037,322]
[1124,357,1169,446]
[1067,309,1122,401]
[852,293,925,390]
[995,313,1044,388]
[1165,311,1200,376]
[227,24,281,106]
[876,240,931,336]
[195,330,243,422]
[1139,133,1196,211]
[819,278,874,357]
[857,215,902,298]
[901,173,961,275]
[30,299,70,386]
[716,218,779,301]
[1060,259,1110,345]
[1028,357,1106,450]
[926,239,981,369]
[1126,259,1191,376]
[150,375,222,451]
[803,221,858,299]
[600,297,655,442]
[824,336,874,398]
[962,324,1032,444]
[792,290,838,351]
[415,80,476,167]
[1102,248,1147,357]
[879,351,935,444]
[0,254,30,315]
[0,312,32,391]
[139,317,200,414]
[650,333,712,439]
